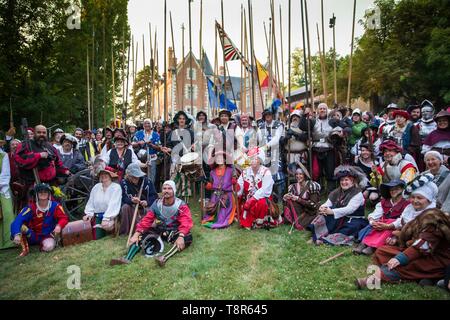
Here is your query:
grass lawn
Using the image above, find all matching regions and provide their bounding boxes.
[0,199,449,300]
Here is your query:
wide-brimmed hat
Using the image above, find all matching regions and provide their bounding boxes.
[98,168,118,179]
[60,134,78,147]
[379,140,402,153]
[113,135,129,145]
[113,128,127,137]
[262,108,274,117]
[125,163,145,178]
[380,179,406,199]
[334,165,369,189]
[393,110,410,120]
[434,110,450,121]
[218,109,232,118]
[173,110,193,125]
[386,103,399,111]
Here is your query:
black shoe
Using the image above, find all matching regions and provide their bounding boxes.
[418,279,436,287]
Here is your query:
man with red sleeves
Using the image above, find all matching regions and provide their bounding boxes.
[110,180,193,267]
[14,125,69,194]
[10,183,68,256]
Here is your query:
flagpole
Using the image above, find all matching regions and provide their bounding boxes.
[347,0,357,108]
[305,0,315,110]
[214,25,219,118]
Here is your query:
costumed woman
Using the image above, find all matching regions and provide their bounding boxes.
[283,163,321,231]
[307,165,369,246]
[353,179,410,256]
[356,208,450,289]
[202,151,237,229]
[237,147,282,229]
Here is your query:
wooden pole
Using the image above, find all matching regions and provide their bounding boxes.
[279,4,285,106]
[244,8,249,114]
[170,12,176,119]
[181,24,185,112]
[111,46,116,127]
[248,0,256,119]
[305,0,315,109]
[164,0,168,121]
[288,0,291,112]
[102,13,106,128]
[121,27,126,127]
[331,14,337,106]
[143,34,149,119]
[91,27,96,128]
[131,36,136,122]
[317,23,326,103]
[125,34,131,125]
[347,0,357,108]
[149,23,154,120]
[241,4,244,114]
[189,0,193,115]
[87,45,91,130]
[321,0,328,101]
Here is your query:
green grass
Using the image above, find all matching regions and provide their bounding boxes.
[0,199,449,300]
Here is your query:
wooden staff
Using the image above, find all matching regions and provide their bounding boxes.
[320,0,328,101]
[346,0,357,108]
[127,179,146,248]
[131,36,136,121]
[170,11,176,118]
[164,0,168,121]
[121,27,126,127]
[248,0,256,119]
[316,23,326,103]
[125,34,131,124]
[279,4,285,106]
[181,23,185,112]
[305,0,315,109]
[143,34,149,118]
[149,23,154,120]
[111,46,116,126]
[87,45,91,130]
[91,27,96,128]
[188,0,193,116]
[319,249,351,265]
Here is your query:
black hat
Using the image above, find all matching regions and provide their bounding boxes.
[262,108,274,117]
[380,179,406,199]
[218,109,232,117]
[113,128,127,138]
[173,111,193,126]
[33,183,53,195]
[113,135,129,145]
[196,111,208,120]
[407,104,421,114]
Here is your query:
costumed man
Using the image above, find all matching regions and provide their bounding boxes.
[356,208,450,289]
[407,104,421,125]
[284,110,309,171]
[307,165,369,246]
[11,183,68,256]
[0,147,15,249]
[422,109,450,158]
[237,147,281,229]
[119,163,158,236]
[14,125,69,188]
[58,134,87,174]
[302,103,336,193]
[110,180,193,267]
[51,128,64,153]
[348,108,368,149]
[132,119,161,183]
[387,109,421,163]
[283,163,321,231]
[100,127,114,158]
[215,109,245,164]
[257,108,285,201]
[417,100,437,143]
[378,103,400,140]
[103,135,139,181]
[79,130,97,163]
[377,140,417,184]
[167,111,195,198]
[353,179,410,256]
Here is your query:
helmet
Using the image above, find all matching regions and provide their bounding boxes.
[141,233,164,257]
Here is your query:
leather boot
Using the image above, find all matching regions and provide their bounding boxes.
[352,242,367,255]
[361,246,375,256]
[110,257,131,266]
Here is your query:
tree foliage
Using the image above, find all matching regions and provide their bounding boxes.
[0,0,130,132]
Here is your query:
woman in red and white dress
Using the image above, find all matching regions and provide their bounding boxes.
[237,147,281,229]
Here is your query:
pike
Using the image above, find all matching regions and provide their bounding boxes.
[347,0,357,108]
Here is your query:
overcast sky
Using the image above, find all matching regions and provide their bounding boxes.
[128,0,375,78]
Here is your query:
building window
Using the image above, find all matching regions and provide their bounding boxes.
[185,84,198,101]
[187,68,196,80]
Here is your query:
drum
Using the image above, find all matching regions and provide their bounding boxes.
[180,152,203,180]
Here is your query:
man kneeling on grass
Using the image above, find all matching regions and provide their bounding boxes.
[11,183,68,256]
[110,180,193,267]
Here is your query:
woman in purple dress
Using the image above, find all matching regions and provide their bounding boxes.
[201,151,237,229]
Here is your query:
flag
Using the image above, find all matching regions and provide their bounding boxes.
[207,78,220,110]
[215,21,251,71]
[256,59,269,88]
[220,92,237,112]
